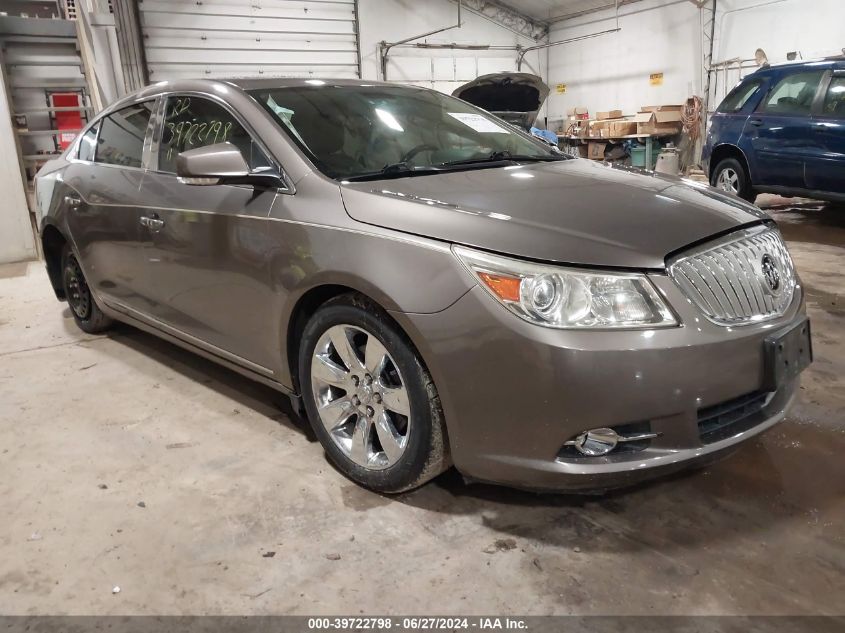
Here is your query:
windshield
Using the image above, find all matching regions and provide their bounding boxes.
[247,84,561,180]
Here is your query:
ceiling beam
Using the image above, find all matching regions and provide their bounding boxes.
[452,0,549,41]
[547,0,644,24]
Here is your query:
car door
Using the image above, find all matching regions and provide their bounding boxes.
[137,93,283,372]
[805,69,845,194]
[64,100,157,312]
[745,69,826,189]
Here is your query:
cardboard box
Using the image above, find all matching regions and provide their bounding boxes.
[576,120,591,137]
[607,120,638,137]
[596,109,623,120]
[566,106,589,119]
[587,142,606,160]
[577,144,589,158]
[589,120,608,138]
[633,109,682,135]
[640,104,684,113]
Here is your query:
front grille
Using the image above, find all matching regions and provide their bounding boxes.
[697,391,771,444]
[668,225,795,325]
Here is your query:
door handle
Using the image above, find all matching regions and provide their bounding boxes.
[140,216,165,231]
[748,119,763,126]
[64,195,81,208]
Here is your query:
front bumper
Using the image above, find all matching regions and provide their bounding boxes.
[393,275,806,492]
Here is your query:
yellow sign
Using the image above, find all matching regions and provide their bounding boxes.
[555,83,567,94]
[650,72,664,86]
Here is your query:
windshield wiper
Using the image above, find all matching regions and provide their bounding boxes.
[342,152,565,182]
[342,161,443,182]
[439,150,564,167]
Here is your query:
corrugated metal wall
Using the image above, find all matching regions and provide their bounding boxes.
[138,0,361,81]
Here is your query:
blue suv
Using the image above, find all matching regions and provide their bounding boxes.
[703,59,845,202]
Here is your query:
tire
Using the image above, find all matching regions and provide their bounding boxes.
[711,157,756,203]
[298,293,450,493]
[61,244,114,334]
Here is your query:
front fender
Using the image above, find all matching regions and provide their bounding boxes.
[269,222,473,388]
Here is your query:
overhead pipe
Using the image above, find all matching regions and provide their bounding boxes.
[388,43,519,51]
[516,28,621,70]
[380,0,462,81]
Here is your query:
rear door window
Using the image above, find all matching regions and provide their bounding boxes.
[821,75,845,118]
[157,96,271,173]
[95,101,155,168]
[718,80,762,113]
[761,71,825,115]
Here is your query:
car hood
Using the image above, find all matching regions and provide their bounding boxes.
[340,159,768,269]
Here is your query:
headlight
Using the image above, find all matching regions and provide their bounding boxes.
[454,246,677,329]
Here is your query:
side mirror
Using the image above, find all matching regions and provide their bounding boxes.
[176,142,250,185]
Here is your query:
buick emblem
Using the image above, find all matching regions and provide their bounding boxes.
[760,254,781,294]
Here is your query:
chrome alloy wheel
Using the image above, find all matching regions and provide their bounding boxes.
[716,167,740,194]
[310,324,411,470]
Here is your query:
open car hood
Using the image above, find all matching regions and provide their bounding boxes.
[452,72,549,129]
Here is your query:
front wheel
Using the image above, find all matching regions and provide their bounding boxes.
[299,294,450,493]
[711,157,756,203]
[61,245,113,334]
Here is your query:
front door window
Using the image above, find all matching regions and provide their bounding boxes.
[157,96,271,173]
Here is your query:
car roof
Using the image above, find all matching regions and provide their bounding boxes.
[227,77,398,90]
[102,77,429,117]
[747,57,845,77]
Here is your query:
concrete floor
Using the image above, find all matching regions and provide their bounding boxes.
[1,196,843,616]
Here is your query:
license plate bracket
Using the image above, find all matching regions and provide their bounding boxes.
[762,318,812,392]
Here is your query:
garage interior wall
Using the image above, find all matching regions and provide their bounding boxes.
[358,0,548,114]
[546,0,845,123]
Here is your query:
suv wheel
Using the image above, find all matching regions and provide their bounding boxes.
[712,158,756,203]
[299,294,450,493]
[61,245,114,334]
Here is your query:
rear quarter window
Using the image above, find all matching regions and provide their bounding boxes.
[76,122,99,162]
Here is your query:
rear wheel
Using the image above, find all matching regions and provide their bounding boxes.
[61,245,113,334]
[712,157,756,203]
[299,294,449,493]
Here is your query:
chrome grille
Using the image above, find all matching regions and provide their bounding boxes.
[668,226,796,325]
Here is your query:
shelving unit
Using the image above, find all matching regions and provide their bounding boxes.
[0,14,92,204]
[558,132,679,167]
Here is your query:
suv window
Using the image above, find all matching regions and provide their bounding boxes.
[158,96,270,173]
[761,71,824,115]
[95,101,155,167]
[821,75,845,118]
[77,122,99,161]
[718,79,762,113]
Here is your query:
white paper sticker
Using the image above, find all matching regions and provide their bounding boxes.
[447,112,508,133]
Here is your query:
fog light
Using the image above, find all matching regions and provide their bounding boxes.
[564,427,660,456]
[566,428,619,456]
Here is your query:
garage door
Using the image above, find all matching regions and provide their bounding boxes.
[139,0,360,81]
[386,54,518,95]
